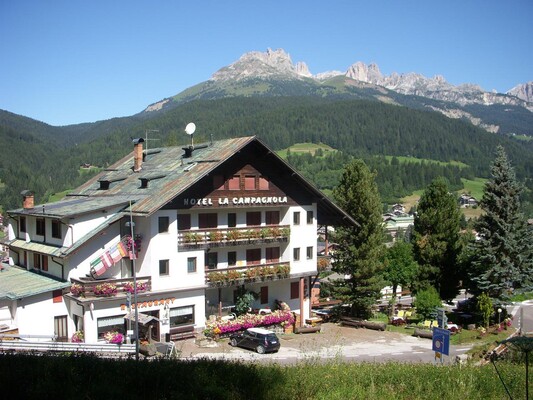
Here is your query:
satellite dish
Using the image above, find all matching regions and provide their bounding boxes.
[185,122,196,135]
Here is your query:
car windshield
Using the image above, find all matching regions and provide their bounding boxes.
[265,334,277,341]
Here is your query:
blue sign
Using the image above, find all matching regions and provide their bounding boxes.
[432,327,450,356]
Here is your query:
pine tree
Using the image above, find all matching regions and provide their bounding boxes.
[332,159,386,318]
[468,146,533,301]
[412,177,462,300]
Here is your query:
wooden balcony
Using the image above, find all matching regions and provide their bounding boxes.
[205,261,290,288]
[68,276,152,300]
[178,225,290,250]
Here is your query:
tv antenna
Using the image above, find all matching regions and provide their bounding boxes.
[144,129,160,152]
[185,122,196,148]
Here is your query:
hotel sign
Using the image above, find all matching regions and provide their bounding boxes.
[183,196,288,207]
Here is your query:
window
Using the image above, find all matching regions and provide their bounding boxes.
[159,259,169,276]
[246,211,261,226]
[293,212,300,225]
[266,247,280,263]
[244,175,256,190]
[227,213,237,228]
[53,289,63,303]
[177,214,191,230]
[290,282,299,299]
[54,315,68,342]
[51,220,61,239]
[97,315,125,340]
[158,216,169,233]
[293,247,300,261]
[213,175,224,190]
[265,211,279,225]
[246,248,261,266]
[187,257,197,273]
[199,213,217,229]
[33,253,48,271]
[260,286,268,304]
[259,176,269,190]
[20,216,26,233]
[206,252,218,270]
[228,175,240,190]
[307,246,313,260]
[36,218,45,236]
[307,210,314,224]
[228,251,237,267]
[169,306,195,327]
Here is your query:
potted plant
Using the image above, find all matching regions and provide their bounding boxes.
[93,282,117,297]
[70,283,85,297]
[184,232,201,244]
[104,331,124,344]
[123,281,147,294]
[71,330,84,343]
[209,231,223,242]
[226,230,241,242]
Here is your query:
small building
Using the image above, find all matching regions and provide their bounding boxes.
[459,194,477,208]
[4,136,356,343]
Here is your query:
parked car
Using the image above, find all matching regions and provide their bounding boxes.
[229,327,280,354]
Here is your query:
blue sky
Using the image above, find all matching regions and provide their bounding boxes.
[1,0,531,126]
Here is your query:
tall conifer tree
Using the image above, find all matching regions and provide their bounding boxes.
[332,159,386,318]
[412,177,462,300]
[468,146,533,301]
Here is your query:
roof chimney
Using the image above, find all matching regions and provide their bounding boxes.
[132,138,145,172]
[21,190,34,209]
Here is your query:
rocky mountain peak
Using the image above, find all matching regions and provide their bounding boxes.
[507,81,533,103]
[211,48,310,81]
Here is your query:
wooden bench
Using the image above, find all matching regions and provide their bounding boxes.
[166,325,196,341]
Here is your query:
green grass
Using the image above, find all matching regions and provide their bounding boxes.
[383,155,469,169]
[47,190,70,203]
[277,143,337,158]
[460,177,486,200]
[510,291,533,302]
[0,354,528,399]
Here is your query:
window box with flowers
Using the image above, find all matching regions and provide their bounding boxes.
[93,282,117,297]
[70,283,85,297]
[104,331,124,344]
[123,281,147,294]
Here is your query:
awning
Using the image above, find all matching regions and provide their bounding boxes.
[123,311,159,325]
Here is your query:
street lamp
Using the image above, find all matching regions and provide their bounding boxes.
[497,308,502,326]
[125,201,139,361]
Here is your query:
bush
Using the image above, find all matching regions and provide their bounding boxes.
[413,286,441,320]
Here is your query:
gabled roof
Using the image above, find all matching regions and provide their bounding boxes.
[9,136,356,227]
[0,264,70,300]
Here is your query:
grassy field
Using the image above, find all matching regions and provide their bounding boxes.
[277,143,336,158]
[0,353,527,399]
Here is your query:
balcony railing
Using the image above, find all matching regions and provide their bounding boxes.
[68,276,152,299]
[178,225,290,250]
[205,261,290,288]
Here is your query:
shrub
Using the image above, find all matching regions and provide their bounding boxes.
[413,286,441,320]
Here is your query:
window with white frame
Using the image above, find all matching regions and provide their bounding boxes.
[169,305,194,327]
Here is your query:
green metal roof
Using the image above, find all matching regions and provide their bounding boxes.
[0,264,70,300]
[8,239,67,257]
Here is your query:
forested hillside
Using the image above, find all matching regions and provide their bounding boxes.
[1,97,532,215]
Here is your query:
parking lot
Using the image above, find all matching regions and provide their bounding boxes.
[173,322,472,364]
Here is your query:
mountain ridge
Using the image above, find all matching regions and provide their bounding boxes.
[143,48,532,136]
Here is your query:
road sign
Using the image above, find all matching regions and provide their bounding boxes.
[432,327,450,356]
[437,308,447,328]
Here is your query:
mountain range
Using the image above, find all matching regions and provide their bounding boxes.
[144,48,533,137]
[1,48,532,215]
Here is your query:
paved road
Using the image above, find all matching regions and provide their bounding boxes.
[511,300,533,335]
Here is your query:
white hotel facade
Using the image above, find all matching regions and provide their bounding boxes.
[1,136,354,343]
